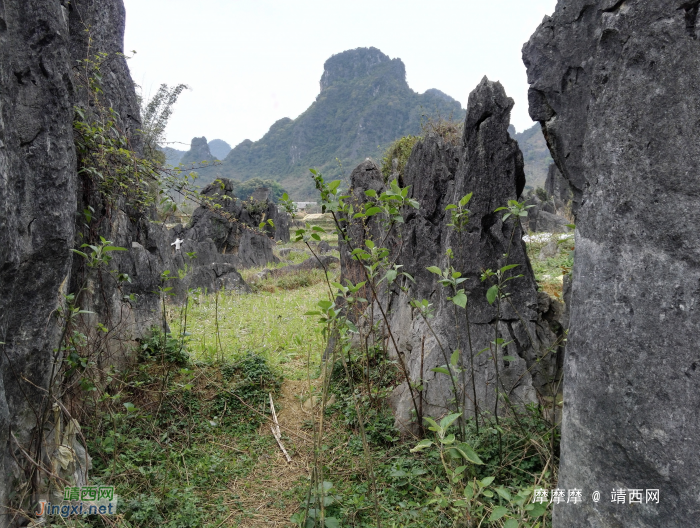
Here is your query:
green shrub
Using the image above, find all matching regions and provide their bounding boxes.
[381,135,420,182]
[535,187,549,201]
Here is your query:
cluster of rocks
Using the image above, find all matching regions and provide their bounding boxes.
[78,186,286,366]
[338,78,567,429]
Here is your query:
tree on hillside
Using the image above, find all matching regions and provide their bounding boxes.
[232,178,287,203]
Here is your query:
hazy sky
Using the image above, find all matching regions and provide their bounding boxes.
[123,0,557,151]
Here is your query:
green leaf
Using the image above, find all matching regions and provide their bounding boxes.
[504,520,519,528]
[431,367,451,375]
[365,207,382,216]
[324,517,341,528]
[486,285,499,305]
[503,356,516,362]
[489,506,508,522]
[480,476,495,487]
[459,193,472,207]
[439,412,462,431]
[364,189,377,198]
[495,487,512,501]
[410,439,433,452]
[453,443,484,465]
[445,204,457,210]
[464,484,474,500]
[423,417,439,431]
[451,292,467,308]
[102,246,127,252]
[450,349,460,366]
[566,223,576,229]
[426,266,442,275]
[500,264,520,273]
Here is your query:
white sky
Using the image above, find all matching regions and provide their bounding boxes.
[123,0,557,150]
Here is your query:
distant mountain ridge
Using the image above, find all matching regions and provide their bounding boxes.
[172,47,553,198]
[199,47,465,199]
[161,138,230,168]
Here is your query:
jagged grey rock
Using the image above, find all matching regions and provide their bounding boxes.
[524,1,700,525]
[533,209,570,234]
[339,79,565,430]
[538,239,559,262]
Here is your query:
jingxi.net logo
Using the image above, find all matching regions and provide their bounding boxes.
[35,486,118,519]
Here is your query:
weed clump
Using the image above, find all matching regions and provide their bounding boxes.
[139,328,190,365]
[215,352,282,431]
[421,115,463,146]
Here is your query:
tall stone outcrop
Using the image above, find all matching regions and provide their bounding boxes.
[180,136,216,166]
[183,178,282,267]
[523,2,700,525]
[0,1,271,523]
[0,2,78,522]
[340,78,564,428]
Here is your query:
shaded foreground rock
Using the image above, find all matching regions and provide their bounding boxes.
[0,1,278,522]
[0,1,79,520]
[524,1,700,525]
[339,79,565,430]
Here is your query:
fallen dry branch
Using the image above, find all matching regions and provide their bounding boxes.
[269,393,292,463]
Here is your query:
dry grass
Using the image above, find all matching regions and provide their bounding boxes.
[421,115,463,146]
[222,379,320,527]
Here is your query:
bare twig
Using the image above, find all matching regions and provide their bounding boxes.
[269,393,292,463]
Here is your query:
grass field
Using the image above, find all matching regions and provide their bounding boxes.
[69,223,564,528]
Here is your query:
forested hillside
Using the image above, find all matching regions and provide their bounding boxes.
[214,47,465,198]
